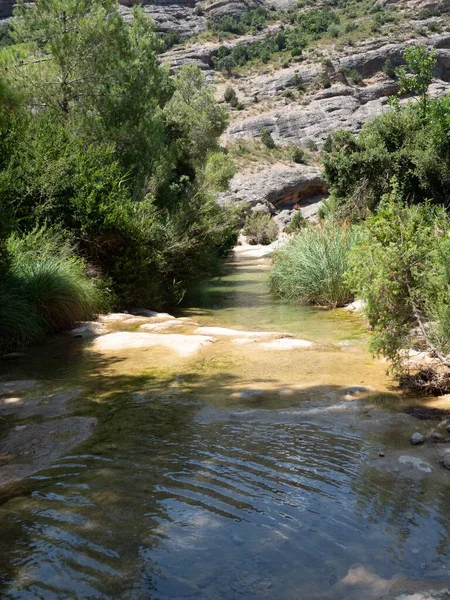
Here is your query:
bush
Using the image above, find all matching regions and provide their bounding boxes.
[269,222,359,307]
[347,184,450,375]
[203,151,236,192]
[0,229,108,351]
[244,213,278,245]
[284,211,305,233]
[306,139,318,151]
[291,146,306,164]
[322,93,450,220]
[341,66,363,84]
[224,86,238,107]
[260,128,276,149]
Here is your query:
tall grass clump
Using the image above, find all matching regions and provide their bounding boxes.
[0,229,109,352]
[269,223,359,307]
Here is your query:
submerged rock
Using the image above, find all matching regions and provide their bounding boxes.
[0,416,97,487]
[410,432,425,445]
[0,380,38,395]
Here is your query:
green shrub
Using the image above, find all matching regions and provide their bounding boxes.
[284,211,305,233]
[322,86,450,220]
[347,184,450,375]
[382,58,395,78]
[291,146,306,164]
[341,66,363,84]
[203,151,236,192]
[224,86,238,107]
[244,213,278,245]
[269,222,359,307]
[306,139,318,151]
[0,229,108,351]
[260,128,276,149]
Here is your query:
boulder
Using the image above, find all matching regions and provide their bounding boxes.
[218,164,327,212]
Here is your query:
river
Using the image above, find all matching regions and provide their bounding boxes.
[1,245,450,600]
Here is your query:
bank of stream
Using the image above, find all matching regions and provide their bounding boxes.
[1,244,450,600]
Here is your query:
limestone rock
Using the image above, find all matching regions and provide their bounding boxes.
[120,3,207,37]
[218,164,327,214]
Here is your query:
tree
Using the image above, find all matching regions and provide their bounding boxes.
[395,45,437,118]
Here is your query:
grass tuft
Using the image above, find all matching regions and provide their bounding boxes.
[269,222,359,307]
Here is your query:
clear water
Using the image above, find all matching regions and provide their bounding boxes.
[1,248,450,600]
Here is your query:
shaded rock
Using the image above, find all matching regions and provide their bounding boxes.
[410,432,425,445]
[69,321,107,338]
[218,164,327,212]
[273,209,293,231]
[0,380,38,395]
[0,389,82,419]
[0,416,97,487]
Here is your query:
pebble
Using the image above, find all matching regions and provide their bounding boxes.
[446,424,450,433]
[412,548,420,555]
[378,451,385,457]
[410,432,425,445]
[431,432,444,440]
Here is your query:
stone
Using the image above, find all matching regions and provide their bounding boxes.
[258,338,316,350]
[0,417,97,487]
[93,332,215,357]
[0,380,38,395]
[410,432,425,445]
[431,432,444,440]
[273,209,293,231]
[446,424,450,433]
[442,452,450,470]
[218,164,327,213]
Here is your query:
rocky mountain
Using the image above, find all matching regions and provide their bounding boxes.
[2,0,450,226]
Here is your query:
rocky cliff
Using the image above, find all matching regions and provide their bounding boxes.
[2,0,450,225]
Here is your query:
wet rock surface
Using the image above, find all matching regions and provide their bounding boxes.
[0,417,97,487]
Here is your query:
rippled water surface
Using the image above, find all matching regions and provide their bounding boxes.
[1,248,450,599]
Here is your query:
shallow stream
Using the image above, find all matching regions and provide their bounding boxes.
[1,245,450,600]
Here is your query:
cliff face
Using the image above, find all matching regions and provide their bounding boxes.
[0,0,198,20]
[2,0,450,222]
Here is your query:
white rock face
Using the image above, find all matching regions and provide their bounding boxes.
[93,332,215,357]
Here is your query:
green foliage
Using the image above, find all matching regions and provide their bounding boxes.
[203,151,236,192]
[260,128,276,149]
[284,211,306,233]
[322,91,450,220]
[0,0,239,341]
[395,45,437,117]
[224,86,238,107]
[382,58,395,78]
[269,222,358,307]
[244,213,278,245]
[291,146,306,164]
[0,229,108,352]
[347,183,450,375]
[211,7,270,36]
[341,66,363,84]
